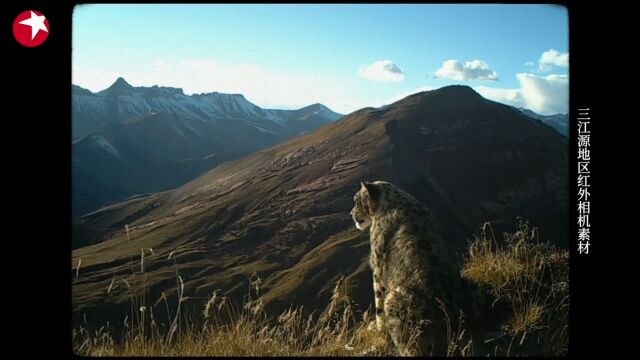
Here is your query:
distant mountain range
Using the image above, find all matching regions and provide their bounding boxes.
[72,86,568,327]
[73,78,342,141]
[72,78,342,215]
[518,108,568,137]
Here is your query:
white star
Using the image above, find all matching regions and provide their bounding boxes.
[19,11,48,41]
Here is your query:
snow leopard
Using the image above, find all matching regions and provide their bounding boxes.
[350,180,464,356]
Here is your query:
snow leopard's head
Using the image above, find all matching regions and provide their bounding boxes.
[350,181,382,231]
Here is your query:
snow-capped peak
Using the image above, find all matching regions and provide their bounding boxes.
[73,79,342,140]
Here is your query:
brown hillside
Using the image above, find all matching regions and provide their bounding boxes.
[72,86,568,326]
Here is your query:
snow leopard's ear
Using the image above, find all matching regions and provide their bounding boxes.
[360,181,380,204]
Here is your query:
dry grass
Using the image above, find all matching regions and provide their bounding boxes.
[73,273,396,356]
[73,229,401,356]
[73,219,567,356]
[460,218,569,356]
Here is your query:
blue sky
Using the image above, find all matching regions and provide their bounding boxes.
[73,4,568,115]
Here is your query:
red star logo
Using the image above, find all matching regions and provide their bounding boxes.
[13,10,50,48]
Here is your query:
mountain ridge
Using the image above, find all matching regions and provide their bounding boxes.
[517,107,568,136]
[73,78,342,141]
[72,85,568,328]
[72,78,343,215]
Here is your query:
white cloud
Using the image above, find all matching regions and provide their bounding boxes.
[435,59,498,81]
[540,49,569,67]
[359,60,405,82]
[517,73,568,114]
[72,58,364,114]
[539,49,569,71]
[524,61,535,66]
[475,73,568,115]
[475,86,525,107]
